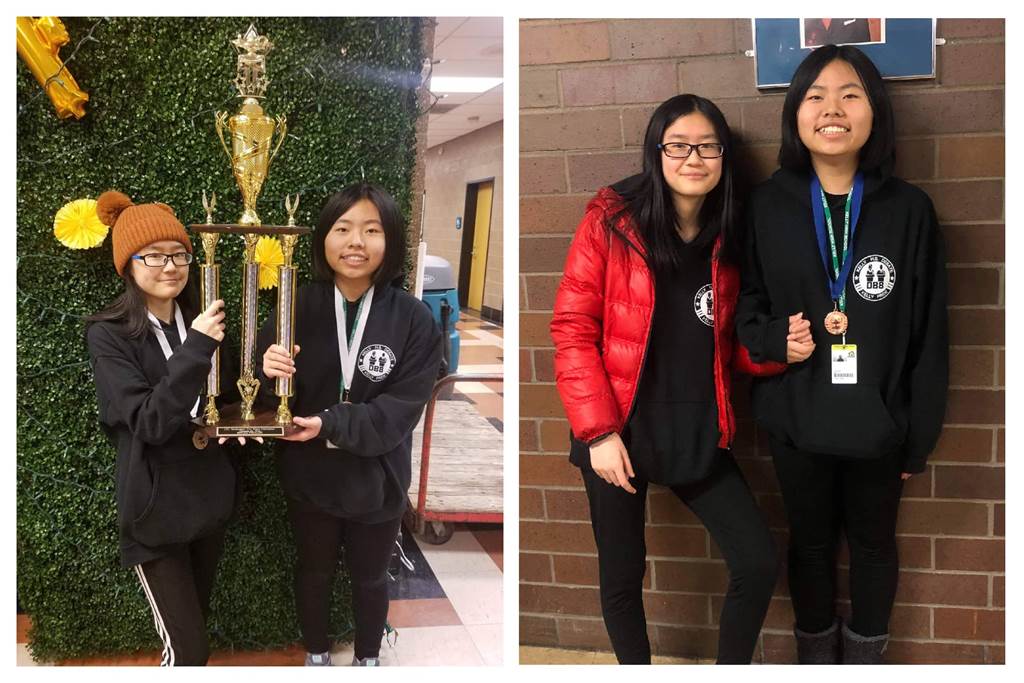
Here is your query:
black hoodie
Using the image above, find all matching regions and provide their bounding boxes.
[256,281,442,523]
[736,168,948,473]
[87,319,237,568]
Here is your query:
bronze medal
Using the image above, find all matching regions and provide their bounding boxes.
[192,430,209,450]
[824,309,848,336]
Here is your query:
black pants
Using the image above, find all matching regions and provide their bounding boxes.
[769,437,904,637]
[582,453,778,664]
[134,528,226,666]
[286,497,402,659]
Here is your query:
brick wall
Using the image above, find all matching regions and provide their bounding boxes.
[519,19,1004,664]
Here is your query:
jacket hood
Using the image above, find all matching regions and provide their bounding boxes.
[770,166,891,208]
[588,186,725,261]
[587,186,626,217]
[587,187,646,254]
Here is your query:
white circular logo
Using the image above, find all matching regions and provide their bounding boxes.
[852,255,896,301]
[358,344,397,382]
[694,283,714,327]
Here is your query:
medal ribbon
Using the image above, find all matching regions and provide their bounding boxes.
[810,172,864,313]
[334,285,374,402]
[148,303,201,419]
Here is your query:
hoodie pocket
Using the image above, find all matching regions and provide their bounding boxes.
[280,446,388,516]
[132,453,236,548]
[789,382,902,457]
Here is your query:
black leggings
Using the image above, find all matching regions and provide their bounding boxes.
[582,452,778,664]
[769,437,904,637]
[134,528,226,666]
[286,498,402,659]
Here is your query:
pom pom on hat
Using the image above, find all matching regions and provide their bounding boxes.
[96,190,134,227]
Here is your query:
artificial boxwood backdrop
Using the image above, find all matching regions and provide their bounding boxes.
[17,16,424,661]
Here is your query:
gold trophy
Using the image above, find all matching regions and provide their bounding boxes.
[190,25,310,438]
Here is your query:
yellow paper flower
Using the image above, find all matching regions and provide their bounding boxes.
[255,236,284,289]
[53,198,107,249]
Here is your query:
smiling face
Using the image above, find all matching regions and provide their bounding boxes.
[660,112,723,203]
[797,59,874,165]
[129,240,189,304]
[323,198,386,289]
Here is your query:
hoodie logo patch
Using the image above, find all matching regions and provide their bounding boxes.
[358,344,396,382]
[853,255,896,301]
[694,284,714,327]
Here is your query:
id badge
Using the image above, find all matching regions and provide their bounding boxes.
[831,344,857,384]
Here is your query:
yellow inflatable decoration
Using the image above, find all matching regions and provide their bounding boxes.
[16,16,89,119]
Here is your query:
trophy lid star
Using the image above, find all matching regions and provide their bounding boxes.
[232,24,273,56]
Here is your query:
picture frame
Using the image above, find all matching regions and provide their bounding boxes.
[752,18,937,89]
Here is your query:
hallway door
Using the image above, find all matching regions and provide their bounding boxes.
[466,180,493,311]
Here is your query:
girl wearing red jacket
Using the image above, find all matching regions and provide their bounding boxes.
[550,94,785,664]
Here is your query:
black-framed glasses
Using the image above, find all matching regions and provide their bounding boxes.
[657,142,725,159]
[132,252,194,267]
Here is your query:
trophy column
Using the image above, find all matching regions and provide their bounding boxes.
[237,233,261,421]
[276,233,298,424]
[200,232,222,424]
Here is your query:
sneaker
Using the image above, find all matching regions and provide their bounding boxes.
[305,651,332,666]
[351,655,381,666]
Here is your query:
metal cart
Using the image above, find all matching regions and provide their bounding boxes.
[407,373,503,544]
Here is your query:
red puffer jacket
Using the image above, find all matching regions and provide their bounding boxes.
[550,188,786,447]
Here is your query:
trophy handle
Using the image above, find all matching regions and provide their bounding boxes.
[268,115,287,167]
[214,111,232,162]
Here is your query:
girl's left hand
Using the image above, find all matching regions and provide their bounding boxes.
[280,415,322,442]
[901,472,913,480]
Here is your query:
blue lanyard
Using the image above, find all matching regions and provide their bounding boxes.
[810,172,864,310]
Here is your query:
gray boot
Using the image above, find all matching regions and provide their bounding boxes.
[794,617,841,664]
[841,622,888,664]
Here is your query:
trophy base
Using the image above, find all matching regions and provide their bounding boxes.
[203,403,300,438]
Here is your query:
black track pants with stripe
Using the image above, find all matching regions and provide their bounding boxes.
[133,529,226,666]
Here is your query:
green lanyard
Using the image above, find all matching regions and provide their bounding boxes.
[339,293,368,403]
[818,187,852,312]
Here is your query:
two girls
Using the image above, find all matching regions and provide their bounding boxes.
[88,183,441,667]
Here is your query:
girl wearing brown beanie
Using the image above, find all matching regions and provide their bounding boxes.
[85,190,239,666]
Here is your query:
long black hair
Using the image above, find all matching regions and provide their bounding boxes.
[85,265,200,340]
[778,44,896,176]
[609,93,741,275]
[311,182,406,286]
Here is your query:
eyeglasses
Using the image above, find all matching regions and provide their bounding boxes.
[132,252,194,267]
[657,142,725,159]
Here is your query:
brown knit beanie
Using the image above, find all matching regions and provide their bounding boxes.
[96,190,192,275]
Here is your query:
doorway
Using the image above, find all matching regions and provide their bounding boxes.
[458,179,494,311]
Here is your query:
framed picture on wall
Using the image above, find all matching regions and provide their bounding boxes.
[752,18,936,88]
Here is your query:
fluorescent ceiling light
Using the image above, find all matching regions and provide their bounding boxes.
[429,77,502,93]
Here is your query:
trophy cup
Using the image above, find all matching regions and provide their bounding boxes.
[190,25,311,438]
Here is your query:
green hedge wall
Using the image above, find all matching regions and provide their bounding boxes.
[17,16,424,662]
